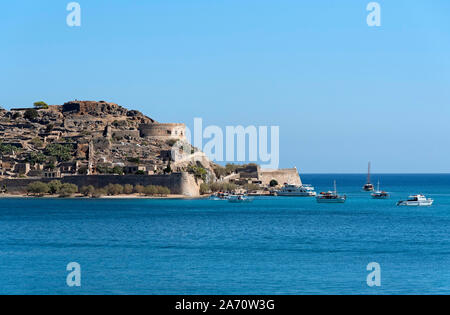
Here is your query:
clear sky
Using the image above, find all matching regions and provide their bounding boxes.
[1,0,449,173]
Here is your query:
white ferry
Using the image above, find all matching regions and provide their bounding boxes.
[276,184,317,197]
[397,195,434,207]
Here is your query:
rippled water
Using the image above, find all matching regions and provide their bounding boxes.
[0,174,449,294]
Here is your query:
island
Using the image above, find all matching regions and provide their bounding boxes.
[0,100,301,198]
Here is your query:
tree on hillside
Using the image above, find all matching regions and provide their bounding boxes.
[34,101,49,109]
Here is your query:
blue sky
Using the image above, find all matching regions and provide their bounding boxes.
[1,0,449,173]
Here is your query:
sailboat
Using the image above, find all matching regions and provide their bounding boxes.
[363,162,375,192]
[371,181,390,199]
[316,180,347,203]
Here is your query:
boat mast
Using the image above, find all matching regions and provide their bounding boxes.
[334,180,337,194]
[367,162,371,184]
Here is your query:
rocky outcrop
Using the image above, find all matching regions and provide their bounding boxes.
[0,100,216,187]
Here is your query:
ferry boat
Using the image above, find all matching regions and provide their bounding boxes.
[363,162,375,192]
[276,184,317,197]
[316,181,347,203]
[397,195,433,207]
[228,194,254,203]
[371,181,390,199]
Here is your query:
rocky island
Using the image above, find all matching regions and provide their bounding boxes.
[0,100,301,198]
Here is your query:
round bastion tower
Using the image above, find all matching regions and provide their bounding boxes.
[139,123,186,141]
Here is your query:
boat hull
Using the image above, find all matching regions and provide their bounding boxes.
[277,192,317,197]
[397,200,433,206]
[316,198,346,203]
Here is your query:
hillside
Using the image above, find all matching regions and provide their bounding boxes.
[0,100,215,180]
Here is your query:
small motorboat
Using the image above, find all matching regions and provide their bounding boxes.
[371,181,390,199]
[228,194,254,203]
[210,192,230,201]
[316,181,347,203]
[397,195,433,207]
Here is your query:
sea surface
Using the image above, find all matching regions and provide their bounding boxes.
[1,174,450,295]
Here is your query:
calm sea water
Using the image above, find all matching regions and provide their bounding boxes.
[1,174,450,295]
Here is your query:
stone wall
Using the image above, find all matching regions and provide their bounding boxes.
[0,172,200,197]
[258,168,302,186]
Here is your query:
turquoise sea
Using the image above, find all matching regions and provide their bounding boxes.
[1,174,450,295]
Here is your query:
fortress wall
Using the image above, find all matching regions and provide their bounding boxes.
[259,168,302,186]
[0,172,200,196]
[139,123,186,140]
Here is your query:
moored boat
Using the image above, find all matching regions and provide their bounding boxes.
[397,195,433,207]
[210,192,230,200]
[371,181,390,199]
[276,184,317,197]
[316,181,347,203]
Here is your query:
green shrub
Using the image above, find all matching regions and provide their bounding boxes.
[24,108,39,120]
[30,137,44,148]
[143,185,157,196]
[58,183,78,197]
[105,184,124,196]
[92,188,107,198]
[127,157,140,164]
[200,183,210,195]
[188,165,207,180]
[33,101,48,109]
[134,185,144,194]
[48,180,62,194]
[124,184,134,194]
[155,186,171,196]
[27,182,50,196]
[80,185,95,197]
[0,143,17,155]
[44,143,74,162]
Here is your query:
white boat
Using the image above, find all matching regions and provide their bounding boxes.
[228,195,254,203]
[209,192,230,201]
[397,195,433,207]
[371,181,390,199]
[316,181,347,203]
[276,184,317,197]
